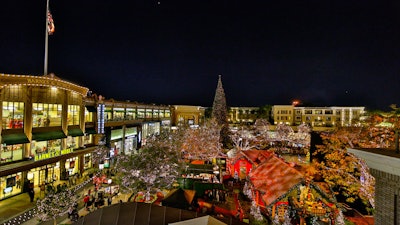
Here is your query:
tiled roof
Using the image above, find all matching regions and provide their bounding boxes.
[247,150,304,206]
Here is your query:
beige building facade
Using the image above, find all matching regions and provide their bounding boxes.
[272,105,365,128]
[170,105,205,127]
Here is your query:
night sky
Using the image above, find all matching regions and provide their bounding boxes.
[1,1,400,110]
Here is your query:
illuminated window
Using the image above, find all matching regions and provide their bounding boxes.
[137,108,145,119]
[126,108,136,120]
[113,108,125,121]
[2,101,24,129]
[84,108,93,122]
[145,109,152,118]
[32,103,62,127]
[68,105,80,125]
[153,109,159,118]
[105,107,112,121]
[165,110,171,117]
[0,144,24,162]
[159,110,165,118]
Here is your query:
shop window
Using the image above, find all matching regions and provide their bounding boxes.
[113,108,125,121]
[145,109,152,118]
[126,108,136,120]
[137,108,145,119]
[31,139,62,159]
[68,105,80,125]
[32,103,62,127]
[84,134,93,145]
[159,110,165,118]
[84,108,94,122]
[66,136,79,149]
[153,109,159,118]
[0,144,24,163]
[2,101,24,129]
[0,173,22,199]
[165,110,171,118]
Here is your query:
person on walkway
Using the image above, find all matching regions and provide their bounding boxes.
[84,195,90,209]
[28,187,34,202]
[107,196,112,205]
[28,182,35,202]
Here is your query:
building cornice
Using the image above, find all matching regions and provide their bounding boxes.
[0,73,88,96]
[348,148,400,177]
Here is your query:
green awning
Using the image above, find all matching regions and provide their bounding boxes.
[1,133,30,145]
[32,131,66,141]
[85,128,97,134]
[68,128,84,137]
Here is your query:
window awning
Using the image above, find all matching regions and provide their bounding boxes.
[85,106,97,112]
[1,133,30,145]
[85,128,97,134]
[68,128,84,137]
[32,131,66,141]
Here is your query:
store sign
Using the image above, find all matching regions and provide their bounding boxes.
[34,148,74,161]
[97,104,105,134]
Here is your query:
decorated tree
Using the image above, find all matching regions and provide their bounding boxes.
[36,188,77,225]
[295,123,311,146]
[181,119,222,161]
[91,144,110,165]
[230,127,256,152]
[181,119,225,182]
[252,118,271,149]
[388,104,400,152]
[312,131,375,212]
[114,131,182,199]
[211,75,232,148]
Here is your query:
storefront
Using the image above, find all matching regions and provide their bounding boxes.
[84,153,92,170]
[110,128,123,155]
[124,127,138,153]
[0,172,22,200]
[0,143,25,162]
[141,122,160,145]
[65,157,79,177]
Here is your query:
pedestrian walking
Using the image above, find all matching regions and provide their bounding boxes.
[28,182,35,202]
[107,196,112,205]
[84,195,90,209]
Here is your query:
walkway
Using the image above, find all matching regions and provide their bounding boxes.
[0,175,97,225]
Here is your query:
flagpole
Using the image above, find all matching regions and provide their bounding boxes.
[44,0,49,75]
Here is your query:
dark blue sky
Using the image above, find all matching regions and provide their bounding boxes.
[1,0,400,110]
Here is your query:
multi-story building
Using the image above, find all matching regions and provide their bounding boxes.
[228,107,259,125]
[170,105,205,127]
[272,105,366,128]
[0,73,171,200]
[86,97,172,153]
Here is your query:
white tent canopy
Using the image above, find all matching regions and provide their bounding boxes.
[169,215,227,225]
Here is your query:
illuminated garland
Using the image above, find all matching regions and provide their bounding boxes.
[2,176,97,225]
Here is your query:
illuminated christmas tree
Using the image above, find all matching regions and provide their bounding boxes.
[211,75,231,148]
[36,188,77,225]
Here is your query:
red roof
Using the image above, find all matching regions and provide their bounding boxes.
[247,150,304,206]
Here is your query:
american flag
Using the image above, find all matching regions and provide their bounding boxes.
[47,9,55,35]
